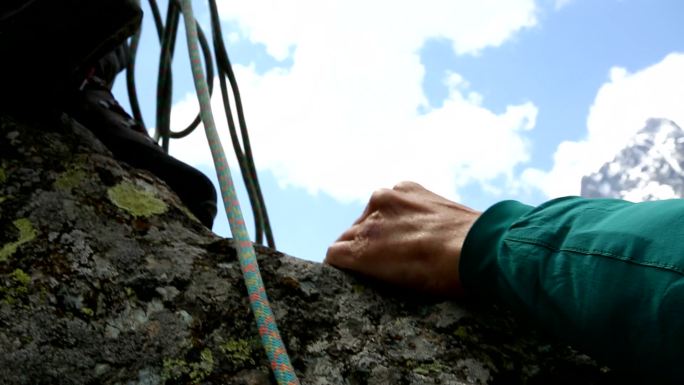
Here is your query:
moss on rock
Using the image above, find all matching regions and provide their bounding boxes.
[161,357,189,382]
[161,349,214,383]
[219,338,256,367]
[1,268,32,305]
[190,349,214,382]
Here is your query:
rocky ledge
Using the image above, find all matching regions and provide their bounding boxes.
[0,113,621,384]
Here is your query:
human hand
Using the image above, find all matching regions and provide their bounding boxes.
[325,181,481,297]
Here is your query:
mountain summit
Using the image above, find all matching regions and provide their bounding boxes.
[581,118,684,201]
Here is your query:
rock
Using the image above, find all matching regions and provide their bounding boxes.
[0,113,623,384]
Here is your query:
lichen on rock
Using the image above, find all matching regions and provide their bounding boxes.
[0,218,37,262]
[54,168,87,191]
[107,180,168,218]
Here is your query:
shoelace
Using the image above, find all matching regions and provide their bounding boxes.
[179,1,299,383]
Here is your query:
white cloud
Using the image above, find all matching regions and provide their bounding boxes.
[554,0,574,10]
[523,52,684,198]
[168,0,540,203]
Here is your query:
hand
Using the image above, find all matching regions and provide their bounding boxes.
[325,181,481,297]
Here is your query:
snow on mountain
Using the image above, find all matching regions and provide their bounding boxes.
[581,118,684,202]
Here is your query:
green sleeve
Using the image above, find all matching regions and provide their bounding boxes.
[460,197,684,382]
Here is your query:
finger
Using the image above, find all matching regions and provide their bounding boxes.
[353,188,395,225]
[353,201,372,225]
[335,222,362,242]
[338,211,384,241]
[326,221,378,268]
[324,240,359,269]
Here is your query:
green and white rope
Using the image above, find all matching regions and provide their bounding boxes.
[178,1,299,383]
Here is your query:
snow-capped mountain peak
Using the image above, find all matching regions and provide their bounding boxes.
[581,118,684,202]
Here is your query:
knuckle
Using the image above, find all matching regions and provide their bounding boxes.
[359,217,382,238]
[393,181,421,192]
[369,188,395,207]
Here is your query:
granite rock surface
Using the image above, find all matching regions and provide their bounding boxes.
[0,113,623,384]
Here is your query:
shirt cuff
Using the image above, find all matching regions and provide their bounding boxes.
[460,200,533,297]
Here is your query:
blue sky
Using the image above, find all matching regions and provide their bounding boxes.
[113,0,684,262]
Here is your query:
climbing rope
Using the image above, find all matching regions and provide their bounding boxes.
[178,1,299,383]
[207,0,275,247]
[126,0,274,247]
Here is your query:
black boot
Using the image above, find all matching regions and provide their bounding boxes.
[1,0,218,228]
[0,0,143,111]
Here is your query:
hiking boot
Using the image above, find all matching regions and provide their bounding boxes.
[66,73,218,228]
[1,1,217,227]
[0,0,142,110]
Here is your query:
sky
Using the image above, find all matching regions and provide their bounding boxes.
[112,0,684,262]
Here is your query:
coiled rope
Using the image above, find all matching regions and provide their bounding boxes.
[126,0,274,247]
[178,0,299,383]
